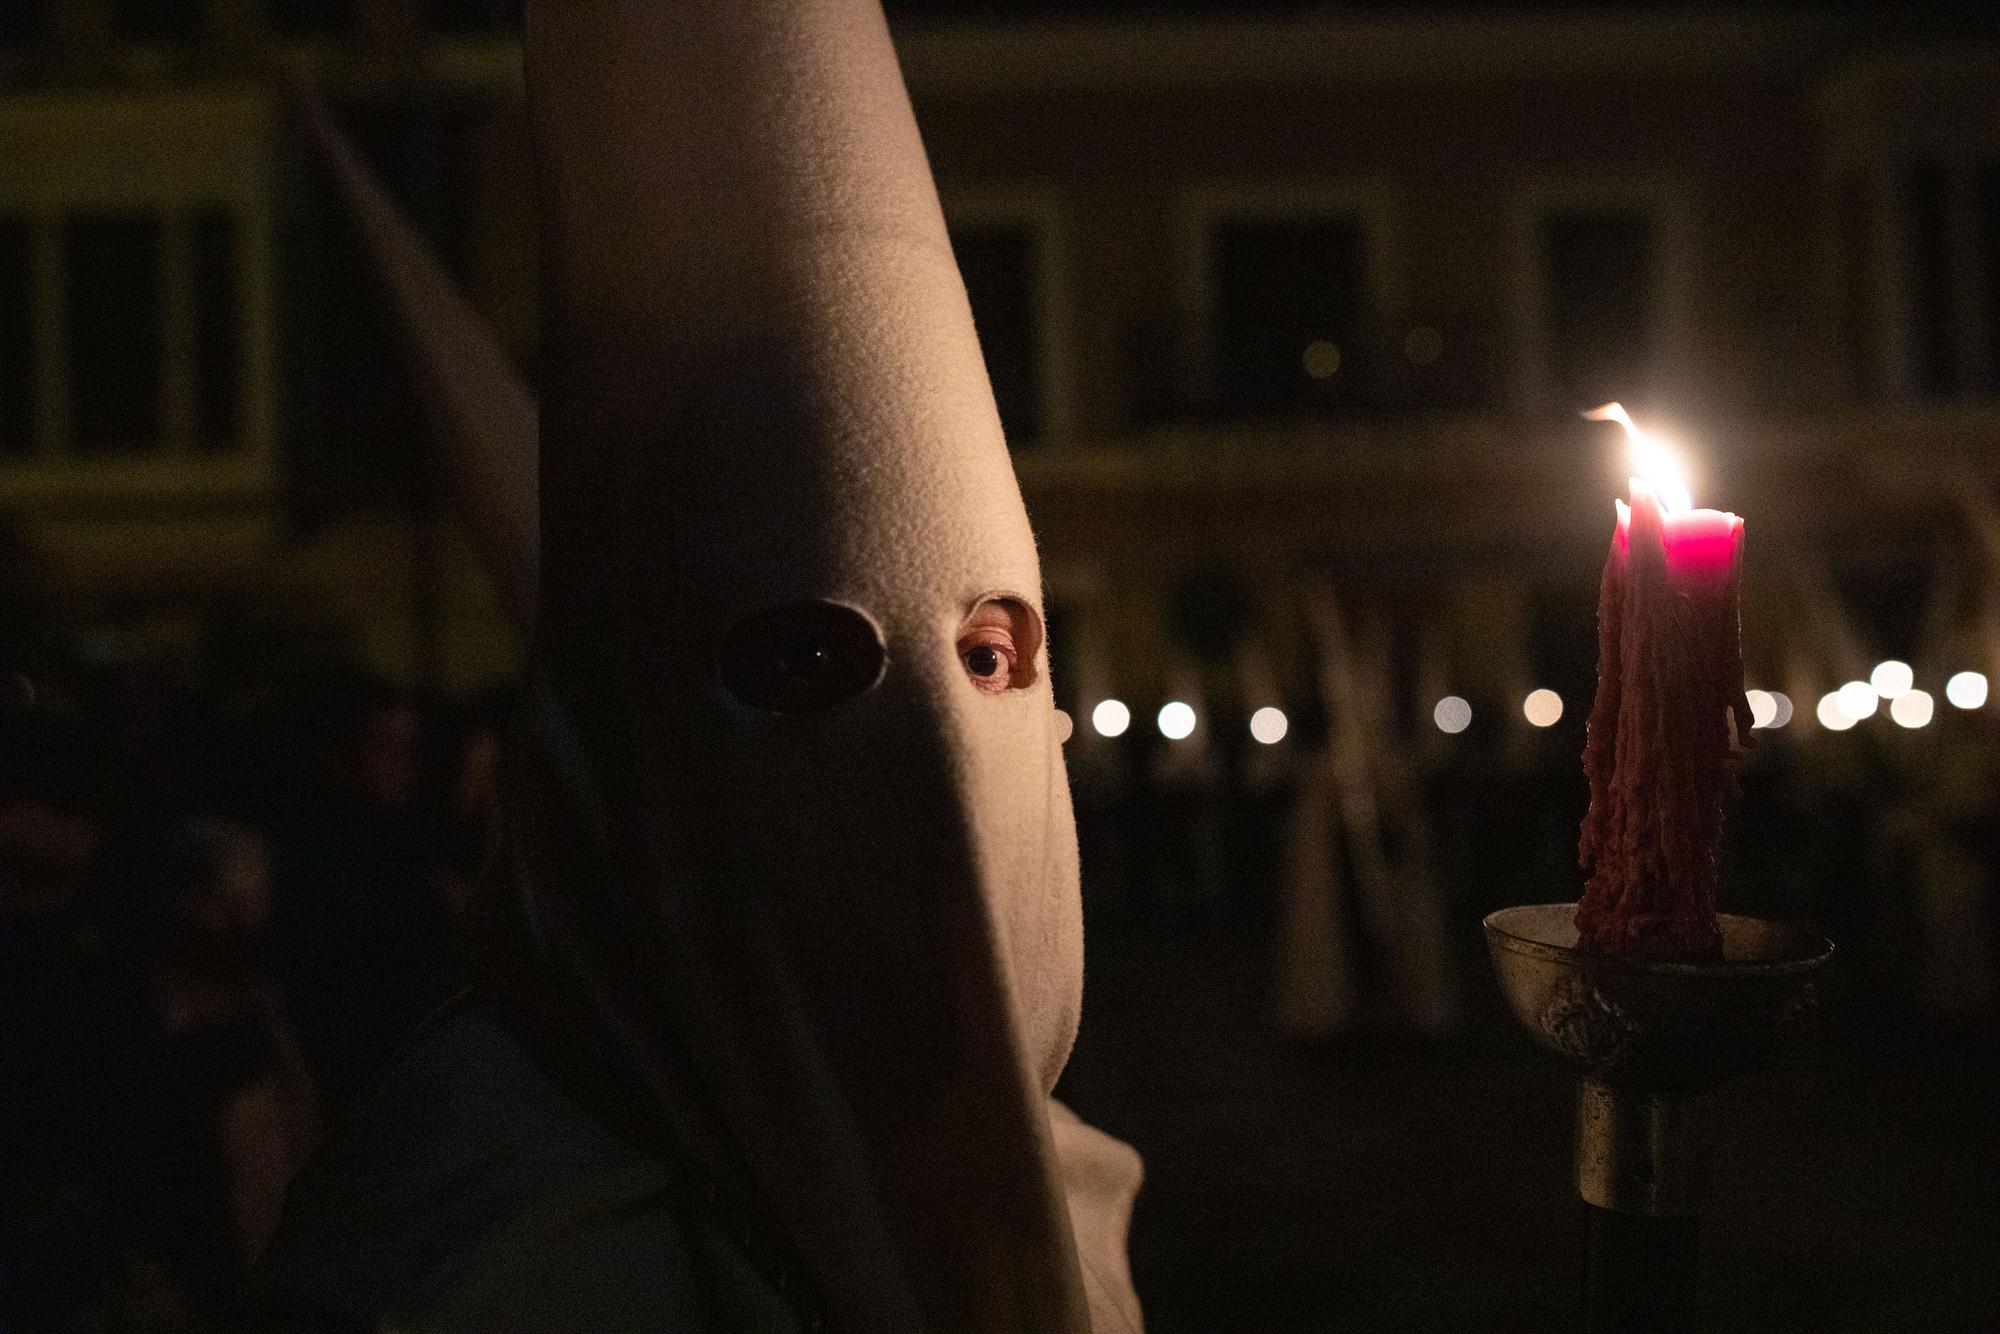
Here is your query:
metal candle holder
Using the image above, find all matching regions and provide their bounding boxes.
[1484,904,1834,1334]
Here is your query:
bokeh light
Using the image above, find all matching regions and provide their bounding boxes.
[1746,689,1776,729]
[1091,699,1131,738]
[1433,696,1472,734]
[1869,660,1913,699]
[1158,701,1198,740]
[1836,680,1879,721]
[1522,689,1563,727]
[1249,706,1289,744]
[1945,671,1989,710]
[1890,689,1934,729]
[1301,340,1341,379]
[1817,692,1856,731]
[1768,691,1794,728]
[1053,709,1073,743]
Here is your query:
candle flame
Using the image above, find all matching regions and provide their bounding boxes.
[1584,402,1694,514]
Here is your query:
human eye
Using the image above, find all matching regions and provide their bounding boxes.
[957,596,1042,695]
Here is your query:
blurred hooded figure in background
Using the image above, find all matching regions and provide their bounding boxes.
[254,1,1144,1331]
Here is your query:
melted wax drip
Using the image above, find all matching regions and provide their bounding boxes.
[1576,486,1751,962]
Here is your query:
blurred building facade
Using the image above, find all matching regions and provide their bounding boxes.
[3,1,2000,721]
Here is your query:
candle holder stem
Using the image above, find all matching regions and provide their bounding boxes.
[1576,1080,1700,1216]
[1576,1080,1701,1332]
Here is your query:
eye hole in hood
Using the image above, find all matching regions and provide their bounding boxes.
[718,600,887,713]
[958,595,1044,695]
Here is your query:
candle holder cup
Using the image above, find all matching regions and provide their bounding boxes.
[1483,904,1834,1333]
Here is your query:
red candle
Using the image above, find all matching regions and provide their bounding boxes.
[1576,410,1752,961]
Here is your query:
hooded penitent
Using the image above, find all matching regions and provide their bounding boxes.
[466,2,1090,1330]
[508,10,1104,1334]
[270,2,1128,1334]
[290,7,1152,1312]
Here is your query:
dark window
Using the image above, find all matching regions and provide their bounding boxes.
[0,219,33,456]
[1210,215,1369,417]
[1900,161,1958,398]
[66,216,163,454]
[193,211,240,450]
[1542,210,1652,408]
[950,222,1042,444]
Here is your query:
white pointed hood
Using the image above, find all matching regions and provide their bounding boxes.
[478,2,1089,1330]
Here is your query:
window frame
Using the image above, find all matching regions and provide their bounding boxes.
[1177,182,1401,416]
[1507,175,1693,413]
[0,91,276,503]
[1813,51,2000,402]
[1845,156,1995,402]
[939,185,1077,445]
